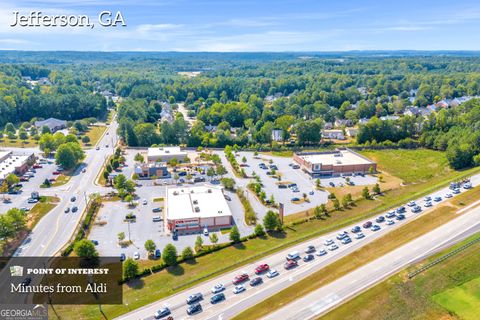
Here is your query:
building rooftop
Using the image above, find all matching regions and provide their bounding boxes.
[147,146,187,158]
[166,185,232,220]
[297,149,374,166]
[0,153,30,180]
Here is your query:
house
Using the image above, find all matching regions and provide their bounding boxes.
[37,77,52,86]
[420,108,434,117]
[404,106,421,117]
[345,128,359,137]
[322,129,345,140]
[435,100,450,108]
[323,122,334,130]
[358,118,370,125]
[34,118,67,133]
[334,119,353,128]
[160,102,174,123]
[134,162,170,179]
[379,115,399,121]
[271,129,283,142]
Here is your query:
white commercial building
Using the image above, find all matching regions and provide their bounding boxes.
[0,151,34,182]
[166,185,232,233]
[147,146,188,163]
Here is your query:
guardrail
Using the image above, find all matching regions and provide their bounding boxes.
[408,236,480,279]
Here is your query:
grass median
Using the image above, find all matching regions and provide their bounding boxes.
[233,186,480,320]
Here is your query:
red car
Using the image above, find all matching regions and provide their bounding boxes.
[33,164,43,169]
[232,273,249,285]
[284,260,298,270]
[20,177,29,182]
[52,171,60,175]
[362,221,373,229]
[255,264,270,275]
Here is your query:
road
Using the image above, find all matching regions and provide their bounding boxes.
[14,118,118,257]
[265,205,480,320]
[115,176,478,320]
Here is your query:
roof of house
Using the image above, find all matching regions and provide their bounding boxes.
[166,185,232,220]
[34,118,67,128]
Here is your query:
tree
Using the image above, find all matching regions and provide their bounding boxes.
[144,239,156,256]
[341,196,350,209]
[6,208,26,231]
[254,223,265,237]
[0,214,15,243]
[263,210,280,232]
[55,142,85,170]
[314,206,323,219]
[134,153,144,162]
[18,128,28,141]
[216,165,227,177]
[5,173,19,188]
[229,226,241,243]
[113,174,127,190]
[333,199,340,210]
[241,156,247,164]
[117,232,125,241]
[43,178,51,188]
[74,239,98,259]
[162,243,178,266]
[372,183,381,195]
[81,136,90,144]
[181,246,194,260]
[206,167,215,179]
[123,258,139,280]
[221,178,235,190]
[362,186,370,199]
[4,123,15,135]
[209,233,219,245]
[315,178,321,189]
[195,236,203,252]
[320,204,328,215]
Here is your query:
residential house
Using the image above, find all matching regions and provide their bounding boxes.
[322,129,345,140]
[271,129,283,142]
[404,106,421,117]
[345,128,359,138]
[379,115,399,121]
[34,118,67,133]
[334,119,353,128]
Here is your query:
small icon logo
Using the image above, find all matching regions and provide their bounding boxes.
[10,265,24,277]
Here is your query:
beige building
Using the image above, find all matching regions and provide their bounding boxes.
[147,146,188,163]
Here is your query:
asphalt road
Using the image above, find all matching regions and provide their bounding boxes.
[14,118,118,257]
[265,205,480,320]
[115,176,479,320]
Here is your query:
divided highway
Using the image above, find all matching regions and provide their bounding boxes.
[116,175,479,320]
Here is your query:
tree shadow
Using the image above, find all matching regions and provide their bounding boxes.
[125,278,145,290]
[268,231,287,239]
[184,259,197,265]
[233,242,246,250]
[167,265,185,276]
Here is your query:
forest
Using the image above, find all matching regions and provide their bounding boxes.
[1,51,480,169]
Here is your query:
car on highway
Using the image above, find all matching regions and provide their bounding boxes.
[232,273,249,284]
[64,207,70,213]
[70,196,76,202]
[267,269,279,278]
[386,219,395,225]
[211,284,225,294]
[463,183,472,189]
[424,196,432,202]
[316,249,327,256]
[371,224,381,231]
[153,307,171,319]
[411,205,422,213]
[396,206,406,214]
[250,277,263,286]
[341,237,352,244]
[186,303,202,315]
[355,233,365,239]
[362,221,372,229]
[303,254,315,262]
[336,231,348,240]
[386,211,396,218]
[71,206,78,213]
[284,259,298,270]
[224,194,231,201]
[407,201,416,207]
[452,188,461,194]
[328,244,339,251]
[210,293,226,304]
[375,216,385,223]
[120,253,126,261]
[305,245,316,253]
[351,226,361,233]
[186,293,203,304]
[396,214,406,220]
[324,239,334,246]
[233,285,246,294]
[434,196,442,202]
[133,252,140,260]
[424,201,433,207]
[445,193,453,198]
[287,251,300,260]
[255,264,270,274]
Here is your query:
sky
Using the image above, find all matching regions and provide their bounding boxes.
[1,0,480,51]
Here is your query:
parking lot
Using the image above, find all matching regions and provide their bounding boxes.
[235,152,377,216]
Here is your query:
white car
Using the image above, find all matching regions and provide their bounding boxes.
[445,193,453,198]
[316,249,327,256]
[203,228,209,236]
[267,269,279,278]
[407,201,416,207]
[328,244,339,251]
[324,239,334,246]
[211,284,225,293]
[424,201,433,207]
[142,199,147,205]
[386,219,395,225]
[424,196,432,202]
[355,233,365,239]
[233,285,246,294]
[133,252,140,260]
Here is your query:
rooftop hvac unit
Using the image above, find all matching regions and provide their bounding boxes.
[193,199,198,205]
[194,206,200,212]
[173,191,179,195]
[336,160,342,164]
[207,189,212,193]
[191,190,194,193]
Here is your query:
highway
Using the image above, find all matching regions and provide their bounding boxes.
[115,175,479,320]
[14,118,118,257]
[265,205,480,320]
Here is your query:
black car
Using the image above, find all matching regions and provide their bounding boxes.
[278,184,288,189]
[71,206,78,213]
[186,293,203,304]
[186,303,202,315]
[210,293,226,304]
[250,277,263,286]
[329,182,335,187]
[303,254,314,262]
[172,230,178,240]
[396,214,406,220]
[71,196,76,202]
[375,216,385,223]
[64,207,70,213]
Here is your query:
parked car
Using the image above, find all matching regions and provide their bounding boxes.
[355,233,365,239]
[154,307,170,319]
[375,216,385,223]
[371,225,381,231]
[133,252,140,260]
[250,277,263,286]
[267,269,279,278]
[328,244,339,251]
[233,285,246,294]
[120,253,126,261]
[316,249,327,256]
[64,207,70,213]
[290,197,300,202]
[203,228,209,236]
[211,284,225,294]
[362,221,372,229]
[27,198,38,204]
[351,226,361,233]
[224,195,231,201]
[186,293,203,304]
[386,219,395,225]
[329,182,335,187]
[91,240,99,245]
[152,207,162,213]
[305,245,316,253]
[155,249,161,258]
[341,237,352,244]
[70,196,76,202]
[142,199,148,205]
[210,293,225,304]
[71,206,78,213]
[232,273,249,284]
[278,184,288,189]
[255,264,269,274]
[303,254,314,262]
[284,259,298,270]
[309,190,314,195]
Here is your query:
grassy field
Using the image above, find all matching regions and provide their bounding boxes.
[28,196,60,229]
[233,187,480,320]
[0,137,39,148]
[81,125,107,148]
[320,231,480,320]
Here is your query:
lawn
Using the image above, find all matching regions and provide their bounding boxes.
[233,187,480,320]
[319,230,480,320]
[0,137,39,148]
[81,125,107,148]
[432,277,480,320]
[28,196,60,229]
